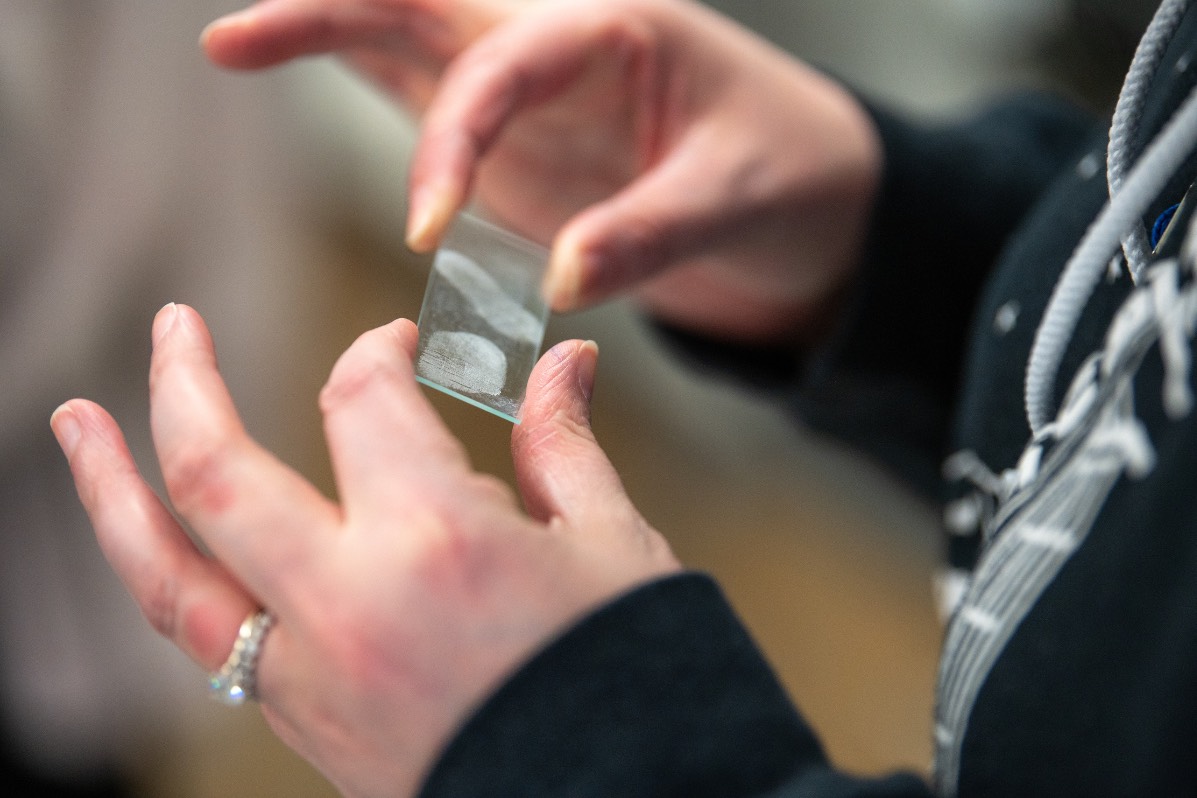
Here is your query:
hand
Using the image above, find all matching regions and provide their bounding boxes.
[202,0,882,343]
[52,303,680,798]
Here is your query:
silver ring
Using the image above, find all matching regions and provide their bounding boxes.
[207,609,275,706]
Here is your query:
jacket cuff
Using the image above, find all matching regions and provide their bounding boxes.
[418,573,825,798]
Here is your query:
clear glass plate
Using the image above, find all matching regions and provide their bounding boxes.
[414,212,550,423]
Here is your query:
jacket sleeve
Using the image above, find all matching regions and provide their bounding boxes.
[656,92,1101,491]
[418,573,931,798]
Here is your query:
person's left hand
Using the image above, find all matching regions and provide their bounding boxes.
[51,303,680,798]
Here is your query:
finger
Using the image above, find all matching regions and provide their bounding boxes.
[543,129,754,312]
[201,0,481,70]
[405,3,655,251]
[319,318,474,522]
[511,339,644,533]
[51,399,257,671]
[149,304,336,603]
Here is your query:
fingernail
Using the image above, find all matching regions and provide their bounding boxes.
[152,302,179,348]
[51,404,82,458]
[199,19,221,47]
[544,246,586,312]
[406,186,458,252]
[200,9,256,47]
[577,340,599,404]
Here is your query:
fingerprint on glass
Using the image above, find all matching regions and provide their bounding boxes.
[415,213,550,423]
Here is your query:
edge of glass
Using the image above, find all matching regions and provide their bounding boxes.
[415,375,523,425]
[463,211,551,262]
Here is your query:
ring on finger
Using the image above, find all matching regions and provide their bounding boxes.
[207,609,275,706]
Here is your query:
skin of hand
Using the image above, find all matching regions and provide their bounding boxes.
[202,0,883,344]
[51,303,681,798]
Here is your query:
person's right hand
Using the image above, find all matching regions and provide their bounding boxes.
[204,0,883,344]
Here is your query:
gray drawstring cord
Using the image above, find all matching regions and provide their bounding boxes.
[1026,82,1197,436]
[1107,0,1191,282]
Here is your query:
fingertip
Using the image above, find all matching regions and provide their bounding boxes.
[522,339,599,426]
[172,302,204,325]
[51,400,132,490]
[405,208,438,254]
[151,303,210,352]
[322,317,423,411]
[577,340,599,404]
[544,236,589,312]
[152,302,179,348]
[51,398,116,452]
[390,318,421,359]
[50,402,83,458]
[199,17,228,49]
[200,11,259,65]
[406,184,461,253]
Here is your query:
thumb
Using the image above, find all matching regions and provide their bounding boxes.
[542,135,736,313]
[512,340,635,530]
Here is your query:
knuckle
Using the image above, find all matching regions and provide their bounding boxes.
[597,3,657,53]
[403,479,514,582]
[160,434,240,518]
[407,521,478,588]
[141,570,180,640]
[448,59,518,157]
[637,520,679,566]
[591,215,674,297]
[619,214,672,273]
[516,409,592,463]
[316,601,426,700]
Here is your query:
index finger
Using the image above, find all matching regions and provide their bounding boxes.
[201,0,505,70]
[202,0,443,69]
[404,2,657,251]
[149,304,338,606]
[319,318,488,525]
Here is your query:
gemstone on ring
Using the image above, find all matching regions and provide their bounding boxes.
[207,609,275,706]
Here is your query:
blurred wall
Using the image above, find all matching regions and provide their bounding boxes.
[0,0,337,790]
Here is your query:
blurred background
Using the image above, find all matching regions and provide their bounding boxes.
[0,1,1157,795]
